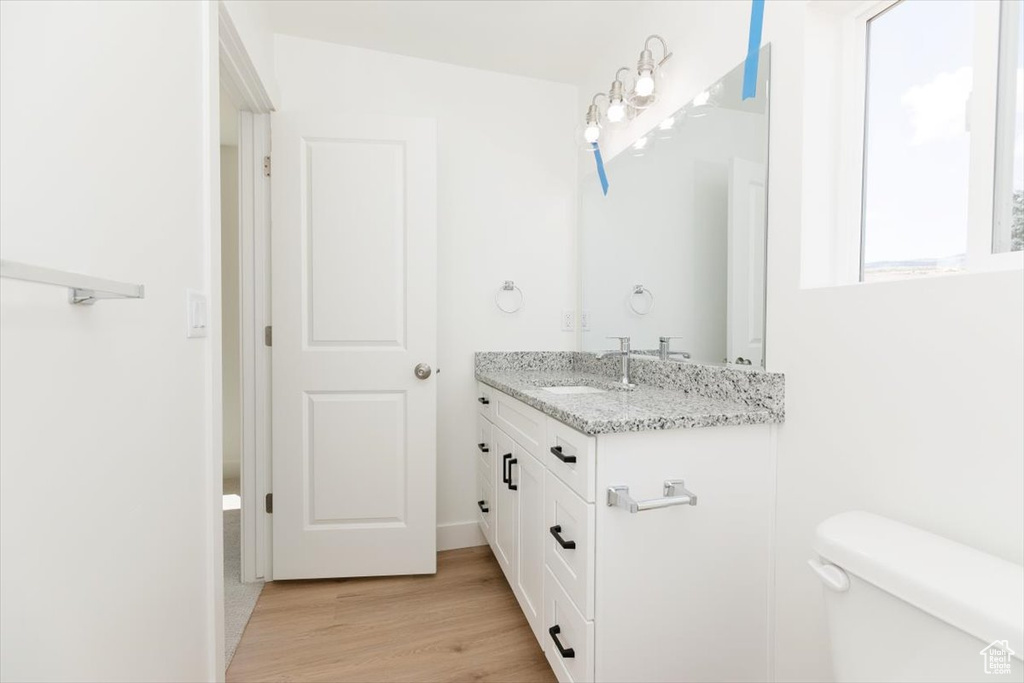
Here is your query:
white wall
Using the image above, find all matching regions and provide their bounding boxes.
[0,1,219,680]
[273,36,579,542]
[578,2,1024,681]
[221,145,241,480]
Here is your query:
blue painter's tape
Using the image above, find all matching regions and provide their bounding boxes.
[742,0,765,100]
[592,142,609,196]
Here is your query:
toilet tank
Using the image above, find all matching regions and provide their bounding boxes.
[811,511,1024,683]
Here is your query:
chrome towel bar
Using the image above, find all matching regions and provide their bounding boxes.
[0,259,145,305]
[607,479,698,513]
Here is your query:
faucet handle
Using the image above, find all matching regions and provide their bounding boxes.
[606,336,631,351]
[659,336,684,343]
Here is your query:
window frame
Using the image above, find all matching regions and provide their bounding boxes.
[992,0,1023,255]
[838,0,1022,283]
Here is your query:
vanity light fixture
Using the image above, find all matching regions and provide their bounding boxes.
[583,92,607,144]
[628,35,672,110]
[606,67,631,124]
[578,34,673,151]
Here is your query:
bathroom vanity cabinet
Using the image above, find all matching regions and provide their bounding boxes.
[475,381,776,683]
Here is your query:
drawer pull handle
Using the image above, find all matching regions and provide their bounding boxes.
[502,453,512,484]
[477,500,489,514]
[477,442,489,453]
[549,525,576,549]
[548,625,575,659]
[478,396,490,405]
[607,479,698,513]
[550,445,577,463]
[508,458,518,491]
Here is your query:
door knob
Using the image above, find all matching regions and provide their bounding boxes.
[414,363,432,380]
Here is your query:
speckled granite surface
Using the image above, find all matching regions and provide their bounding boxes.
[475,351,784,435]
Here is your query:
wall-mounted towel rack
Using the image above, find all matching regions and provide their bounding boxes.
[0,259,145,305]
[495,280,525,314]
[629,284,654,315]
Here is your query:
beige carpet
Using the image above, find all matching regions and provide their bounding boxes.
[223,479,263,666]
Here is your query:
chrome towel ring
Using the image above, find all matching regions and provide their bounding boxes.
[495,280,525,314]
[628,284,654,315]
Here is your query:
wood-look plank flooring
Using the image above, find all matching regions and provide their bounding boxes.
[227,546,556,683]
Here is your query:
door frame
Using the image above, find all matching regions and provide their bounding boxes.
[219,1,275,587]
[209,5,275,678]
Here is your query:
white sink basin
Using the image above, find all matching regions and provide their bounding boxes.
[542,386,607,395]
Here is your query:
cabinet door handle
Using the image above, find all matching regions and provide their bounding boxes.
[549,525,576,549]
[508,458,518,491]
[550,445,577,463]
[548,625,575,659]
[502,453,512,484]
[478,396,490,405]
[477,500,489,514]
[477,442,489,453]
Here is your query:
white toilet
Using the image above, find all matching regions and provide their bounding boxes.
[810,511,1024,683]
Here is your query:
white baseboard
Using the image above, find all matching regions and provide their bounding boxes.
[437,521,486,551]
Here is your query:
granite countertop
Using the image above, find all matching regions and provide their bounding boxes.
[475,352,785,436]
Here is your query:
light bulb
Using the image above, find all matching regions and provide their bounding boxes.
[659,116,675,131]
[607,101,626,123]
[635,70,655,97]
[584,124,601,144]
[633,136,648,151]
[693,90,711,107]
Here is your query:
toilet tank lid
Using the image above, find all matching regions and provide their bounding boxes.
[814,511,1023,655]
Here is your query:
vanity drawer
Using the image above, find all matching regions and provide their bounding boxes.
[545,418,596,503]
[476,382,495,419]
[476,470,494,544]
[475,414,493,479]
[544,471,595,620]
[544,567,595,683]
[493,391,546,459]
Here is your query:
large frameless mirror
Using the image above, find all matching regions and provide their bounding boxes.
[580,45,771,367]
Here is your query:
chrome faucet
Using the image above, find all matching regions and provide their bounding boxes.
[658,336,691,361]
[599,336,635,386]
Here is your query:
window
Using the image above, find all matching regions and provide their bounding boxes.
[861,0,975,281]
[993,0,1023,253]
[850,0,1023,283]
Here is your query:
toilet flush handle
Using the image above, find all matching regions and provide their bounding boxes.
[807,558,850,592]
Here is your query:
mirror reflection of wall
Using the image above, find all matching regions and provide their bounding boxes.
[581,45,770,367]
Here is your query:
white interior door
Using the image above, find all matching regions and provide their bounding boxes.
[727,158,767,368]
[271,111,437,579]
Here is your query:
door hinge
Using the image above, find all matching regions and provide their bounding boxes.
[263,155,271,177]
[265,493,273,514]
[264,325,272,347]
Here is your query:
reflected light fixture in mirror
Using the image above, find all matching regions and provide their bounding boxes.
[686,82,721,118]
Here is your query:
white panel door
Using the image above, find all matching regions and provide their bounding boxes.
[727,158,766,368]
[272,111,437,579]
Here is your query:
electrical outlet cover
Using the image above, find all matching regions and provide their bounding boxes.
[561,309,575,331]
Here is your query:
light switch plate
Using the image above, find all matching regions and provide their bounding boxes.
[186,289,208,339]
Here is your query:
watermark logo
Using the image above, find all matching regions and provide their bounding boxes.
[980,640,1016,675]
